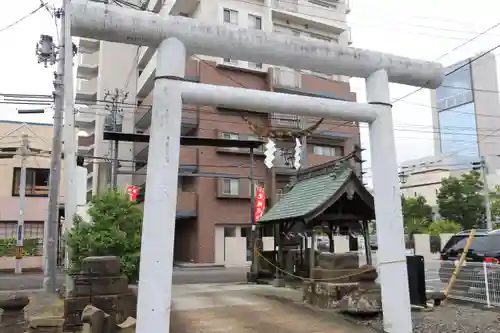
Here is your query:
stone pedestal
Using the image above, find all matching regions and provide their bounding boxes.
[0,295,30,333]
[29,316,64,333]
[302,252,382,315]
[64,256,137,331]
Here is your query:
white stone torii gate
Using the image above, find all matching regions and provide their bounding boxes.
[70,1,444,333]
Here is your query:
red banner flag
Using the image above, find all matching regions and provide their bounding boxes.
[254,186,266,223]
[127,185,139,201]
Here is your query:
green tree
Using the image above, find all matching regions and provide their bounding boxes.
[65,190,143,283]
[489,186,500,225]
[428,219,461,236]
[402,195,433,225]
[437,171,485,230]
[403,218,429,237]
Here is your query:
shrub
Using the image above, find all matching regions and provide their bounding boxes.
[65,190,143,283]
[0,238,39,256]
[428,219,461,236]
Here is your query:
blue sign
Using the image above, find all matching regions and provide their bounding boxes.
[17,225,23,242]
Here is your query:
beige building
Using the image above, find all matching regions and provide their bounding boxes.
[0,120,63,241]
[399,155,476,217]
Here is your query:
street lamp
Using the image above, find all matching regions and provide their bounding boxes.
[398,171,408,185]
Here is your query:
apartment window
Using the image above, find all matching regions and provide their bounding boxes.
[309,0,337,9]
[223,9,238,24]
[178,177,195,192]
[223,9,239,63]
[222,178,239,195]
[249,62,263,69]
[249,15,262,30]
[313,145,341,157]
[221,132,239,140]
[12,168,50,197]
[276,188,284,200]
[249,181,265,197]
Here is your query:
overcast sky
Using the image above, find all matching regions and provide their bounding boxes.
[1,0,500,183]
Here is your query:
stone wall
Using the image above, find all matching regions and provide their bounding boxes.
[64,256,137,331]
[0,295,30,333]
[302,252,382,314]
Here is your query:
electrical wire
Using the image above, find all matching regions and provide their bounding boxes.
[5,92,500,143]
[121,0,500,41]
[392,22,500,104]
[0,3,47,34]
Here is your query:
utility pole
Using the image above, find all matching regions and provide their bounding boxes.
[104,89,127,190]
[35,11,65,293]
[60,0,77,295]
[473,156,493,231]
[15,135,29,274]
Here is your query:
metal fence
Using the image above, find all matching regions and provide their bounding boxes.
[425,260,500,308]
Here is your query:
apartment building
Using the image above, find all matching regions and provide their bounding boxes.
[75,0,359,265]
[0,121,64,241]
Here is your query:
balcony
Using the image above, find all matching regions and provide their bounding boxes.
[177,191,198,218]
[76,78,97,103]
[78,38,100,53]
[78,144,94,156]
[269,113,301,130]
[133,144,198,173]
[272,67,302,89]
[146,0,164,12]
[77,52,99,79]
[271,0,349,34]
[135,105,199,135]
[136,0,186,71]
[75,109,96,130]
[137,48,200,97]
[137,46,155,70]
[216,131,264,155]
[170,0,200,16]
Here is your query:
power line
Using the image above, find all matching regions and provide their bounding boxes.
[168,0,500,41]
[391,21,500,104]
[0,3,46,34]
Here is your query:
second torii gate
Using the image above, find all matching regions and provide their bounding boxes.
[69,1,444,333]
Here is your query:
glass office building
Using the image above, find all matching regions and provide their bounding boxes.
[435,59,479,158]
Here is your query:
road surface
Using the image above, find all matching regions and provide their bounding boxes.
[0,267,249,291]
[171,283,371,333]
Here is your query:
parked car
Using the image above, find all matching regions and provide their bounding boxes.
[439,230,500,291]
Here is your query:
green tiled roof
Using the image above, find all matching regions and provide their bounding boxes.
[259,164,353,223]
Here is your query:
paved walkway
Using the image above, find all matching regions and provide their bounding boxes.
[171,284,373,333]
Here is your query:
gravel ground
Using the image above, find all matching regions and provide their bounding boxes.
[349,302,500,333]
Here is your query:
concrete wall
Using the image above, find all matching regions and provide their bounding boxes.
[0,256,43,272]
[212,231,455,267]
